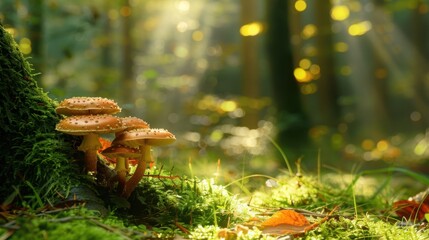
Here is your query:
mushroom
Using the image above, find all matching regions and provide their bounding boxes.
[55,114,125,173]
[118,116,150,133]
[56,96,121,116]
[116,116,150,169]
[112,128,176,198]
[101,145,141,194]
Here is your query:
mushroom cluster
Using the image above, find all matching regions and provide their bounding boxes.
[55,97,125,174]
[55,97,176,198]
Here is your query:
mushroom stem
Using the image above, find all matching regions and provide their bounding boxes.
[115,157,127,194]
[83,150,98,173]
[121,145,150,198]
[78,133,102,173]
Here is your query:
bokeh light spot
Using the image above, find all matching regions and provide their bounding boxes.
[19,38,32,55]
[240,22,263,37]
[295,0,307,12]
[348,21,372,36]
[331,5,350,21]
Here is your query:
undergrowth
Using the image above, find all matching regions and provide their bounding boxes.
[2,165,429,239]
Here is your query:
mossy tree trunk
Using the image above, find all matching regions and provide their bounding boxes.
[0,24,81,207]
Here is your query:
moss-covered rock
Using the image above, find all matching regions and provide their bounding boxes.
[0,24,80,206]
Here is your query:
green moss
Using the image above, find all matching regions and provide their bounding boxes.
[303,215,429,240]
[121,174,251,229]
[0,207,152,240]
[0,24,80,206]
[251,175,321,209]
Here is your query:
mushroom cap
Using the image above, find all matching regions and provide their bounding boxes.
[101,145,141,159]
[56,97,121,115]
[55,114,125,135]
[113,128,176,147]
[121,116,150,131]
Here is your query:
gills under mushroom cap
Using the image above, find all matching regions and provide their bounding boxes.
[56,96,121,115]
[101,145,141,159]
[55,114,125,135]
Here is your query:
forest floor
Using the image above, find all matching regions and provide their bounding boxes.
[1,158,429,240]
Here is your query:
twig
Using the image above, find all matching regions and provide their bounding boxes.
[302,205,340,233]
[174,221,190,234]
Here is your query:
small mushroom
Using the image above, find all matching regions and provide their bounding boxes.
[116,116,150,137]
[115,116,150,170]
[113,128,176,198]
[101,145,141,194]
[55,114,125,173]
[56,96,121,116]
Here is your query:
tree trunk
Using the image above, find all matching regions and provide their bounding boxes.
[240,0,259,129]
[121,0,134,116]
[0,25,80,206]
[27,0,45,85]
[266,0,309,159]
[314,1,339,127]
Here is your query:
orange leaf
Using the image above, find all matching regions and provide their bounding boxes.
[98,137,112,152]
[261,210,310,227]
[260,210,311,236]
[393,200,429,221]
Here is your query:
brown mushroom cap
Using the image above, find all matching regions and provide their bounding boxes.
[121,116,150,131]
[55,114,125,135]
[113,128,176,147]
[101,145,141,159]
[56,97,121,115]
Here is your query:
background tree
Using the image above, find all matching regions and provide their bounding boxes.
[314,1,340,127]
[266,0,310,160]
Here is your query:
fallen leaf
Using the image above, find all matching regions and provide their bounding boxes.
[260,210,311,235]
[261,209,309,227]
[393,199,429,221]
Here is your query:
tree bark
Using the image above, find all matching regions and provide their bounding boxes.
[266,0,310,159]
[240,0,260,129]
[314,1,340,127]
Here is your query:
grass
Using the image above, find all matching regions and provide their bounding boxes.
[2,153,429,239]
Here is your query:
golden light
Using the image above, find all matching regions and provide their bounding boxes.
[5,27,15,36]
[331,5,350,21]
[376,140,389,152]
[192,31,204,41]
[309,64,320,75]
[294,67,308,82]
[302,24,317,39]
[220,100,237,112]
[295,0,307,12]
[361,139,375,150]
[177,21,188,32]
[299,58,311,69]
[19,38,32,55]
[334,42,349,52]
[240,22,263,37]
[348,21,372,36]
[177,0,190,12]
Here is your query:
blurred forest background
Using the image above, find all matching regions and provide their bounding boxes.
[1,0,429,180]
